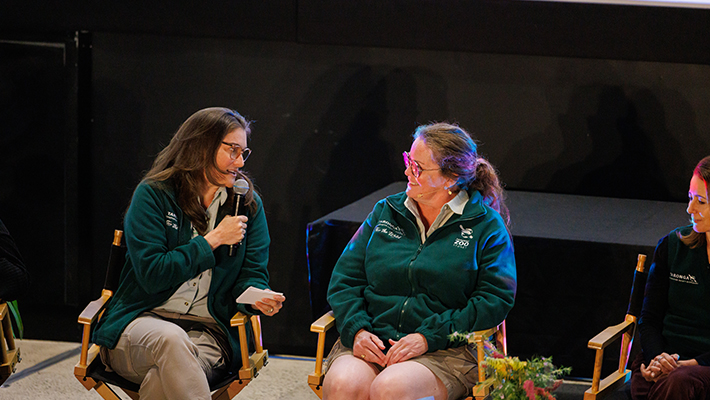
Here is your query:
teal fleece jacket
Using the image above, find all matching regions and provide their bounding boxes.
[92,180,271,372]
[327,190,517,352]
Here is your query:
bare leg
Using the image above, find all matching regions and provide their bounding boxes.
[370,361,447,400]
[323,354,380,400]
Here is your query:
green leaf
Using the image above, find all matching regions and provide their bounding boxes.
[7,300,23,339]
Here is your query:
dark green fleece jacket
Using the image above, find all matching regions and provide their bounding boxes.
[92,180,271,372]
[327,190,517,352]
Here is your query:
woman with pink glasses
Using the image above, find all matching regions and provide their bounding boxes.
[324,122,517,400]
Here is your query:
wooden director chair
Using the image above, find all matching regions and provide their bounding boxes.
[74,230,268,399]
[308,310,507,400]
[0,300,21,386]
[584,254,648,400]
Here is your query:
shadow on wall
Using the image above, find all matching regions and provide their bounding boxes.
[316,67,411,213]
[90,77,149,299]
[259,63,449,354]
[509,84,695,202]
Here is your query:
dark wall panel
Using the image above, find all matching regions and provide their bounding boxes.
[88,31,710,356]
[0,41,68,303]
[298,0,710,64]
[2,1,710,64]
[0,35,88,341]
[0,0,297,41]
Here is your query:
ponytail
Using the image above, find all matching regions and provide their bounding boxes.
[470,157,510,227]
[414,122,510,228]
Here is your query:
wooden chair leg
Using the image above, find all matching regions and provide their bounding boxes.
[76,376,124,400]
[224,378,250,399]
[120,387,140,400]
[0,305,20,386]
[212,385,231,400]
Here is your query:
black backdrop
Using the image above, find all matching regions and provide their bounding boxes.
[1,0,709,378]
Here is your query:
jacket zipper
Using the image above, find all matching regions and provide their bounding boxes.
[386,198,482,338]
[397,242,423,338]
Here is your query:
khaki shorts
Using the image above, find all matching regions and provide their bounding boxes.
[324,338,479,400]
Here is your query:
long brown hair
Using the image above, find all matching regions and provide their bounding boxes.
[679,155,710,248]
[413,122,510,227]
[141,107,255,235]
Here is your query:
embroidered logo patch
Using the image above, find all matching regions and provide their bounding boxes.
[459,225,474,239]
[670,272,698,285]
[454,238,470,248]
[166,211,178,230]
[375,220,404,239]
[453,225,472,248]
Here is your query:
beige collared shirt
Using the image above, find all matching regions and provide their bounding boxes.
[154,186,227,318]
[404,190,469,242]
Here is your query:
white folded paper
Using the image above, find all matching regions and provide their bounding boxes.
[236,286,283,304]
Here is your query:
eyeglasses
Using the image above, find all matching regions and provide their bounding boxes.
[403,151,439,178]
[222,142,251,161]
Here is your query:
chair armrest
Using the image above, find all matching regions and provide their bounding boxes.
[78,291,113,325]
[308,310,336,398]
[468,321,507,387]
[230,311,248,327]
[468,326,499,343]
[310,310,336,333]
[230,311,269,381]
[588,319,634,350]
[76,290,114,368]
[587,317,636,397]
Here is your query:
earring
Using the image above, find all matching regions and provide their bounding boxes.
[448,189,453,196]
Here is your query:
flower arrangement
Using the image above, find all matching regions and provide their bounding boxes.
[449,332,571,400]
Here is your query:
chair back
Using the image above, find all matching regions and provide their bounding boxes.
[103,230,126,293]
[625,254,648,318]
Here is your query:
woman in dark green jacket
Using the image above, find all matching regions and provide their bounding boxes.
[324,122,517,400]
[92,108,285,400]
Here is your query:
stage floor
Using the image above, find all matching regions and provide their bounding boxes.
[2,339,595,400]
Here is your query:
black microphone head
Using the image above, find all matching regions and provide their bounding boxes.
[234,178,249,195]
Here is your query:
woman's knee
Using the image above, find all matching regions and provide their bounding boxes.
[151,325,196,357]
[370,373,410,400]
[370,363,445,400]
[664,366,709,389]
[323,357,375,400]
[324,373,369,399]
[649,366,710,400]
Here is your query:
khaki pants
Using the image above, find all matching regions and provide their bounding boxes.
[101,313,227,400]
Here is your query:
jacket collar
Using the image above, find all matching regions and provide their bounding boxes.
[387,187,488,221]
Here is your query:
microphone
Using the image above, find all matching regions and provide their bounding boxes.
[229,178,249,256]
[416,188,443,198]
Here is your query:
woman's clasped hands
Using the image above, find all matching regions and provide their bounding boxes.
[353,329,428,367]
[640,352,698,381]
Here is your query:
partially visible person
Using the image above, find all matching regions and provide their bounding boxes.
[0,218,30,301]
[92,107,285,400]
[631,155,710,400]
[323,122,517,400]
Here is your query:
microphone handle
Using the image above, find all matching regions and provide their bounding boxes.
[229,194,242,257]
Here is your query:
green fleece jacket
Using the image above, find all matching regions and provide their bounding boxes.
[92,180,271,372]
[327,190,517,352]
